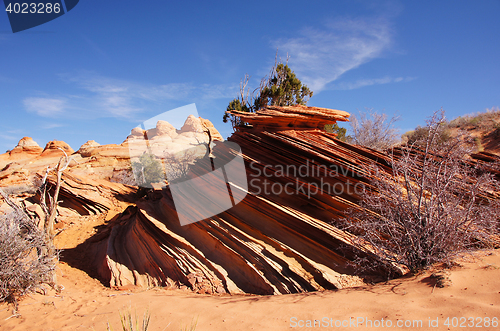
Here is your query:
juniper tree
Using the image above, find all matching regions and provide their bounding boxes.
[223,59,313,128]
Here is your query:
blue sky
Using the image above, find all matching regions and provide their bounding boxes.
[0,0,499,152]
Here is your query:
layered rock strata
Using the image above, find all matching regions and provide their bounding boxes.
[93,106,406,295]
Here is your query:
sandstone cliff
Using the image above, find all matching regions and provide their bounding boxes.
[90,106,407,295]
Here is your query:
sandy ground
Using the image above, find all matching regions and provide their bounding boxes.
[1,216,500,331]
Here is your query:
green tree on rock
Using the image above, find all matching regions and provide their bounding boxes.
[325,123,349,142]
[223,59,313,128]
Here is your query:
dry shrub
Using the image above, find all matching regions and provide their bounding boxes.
[349,109,400,151]
[0,209,57,305]
[163,149,200,183]
[343,110,500,273]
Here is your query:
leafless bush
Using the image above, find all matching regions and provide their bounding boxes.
[0,151,69,308]
[349,109,400,151]
[110,168,138,186]
[163,149,199,183]
[0,209,57,305]
[342,110,500,273]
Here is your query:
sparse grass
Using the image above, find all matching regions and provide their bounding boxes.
[180,317,198,331]
[404,107,500,147]
[106,309,197,331]
[107,308,151,331]
[447,107,500,131]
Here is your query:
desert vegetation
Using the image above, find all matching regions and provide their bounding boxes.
[342,110,500,273]
[0,149,75,308]
[0,208,57,305]
[0,191,57,309]
[106,308,151,331]
[105,308,199,331]
[131,152,165,188]
[447,107,500,130]
[223,56,313,128]
[347,109,400,151]
[403,107,500,150]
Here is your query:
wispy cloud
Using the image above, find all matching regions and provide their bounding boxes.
[23,97,66,117]
[275,16,393,91]
[0,133,19,141]
[0,74,15,83]
[331,76,416,90]
[40,123,65,130]
[24,72,237,121]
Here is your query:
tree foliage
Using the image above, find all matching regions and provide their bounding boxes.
[132,153,165,188]
[324,123,348,142]
[223,58,313,128]
[253,63,313,110]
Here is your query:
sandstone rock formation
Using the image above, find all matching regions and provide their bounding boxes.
[10,137,43,155]
[41,140,74,157]
[2,110,497,297]
[231,105,350,131]
[91,106,406,295]
[156,120,177,139]
[0,116,224,223]
[77,140,101,157]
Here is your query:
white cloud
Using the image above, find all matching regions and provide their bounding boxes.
[275,16,393,91]
[23,97,66,117]
[0,133,18,141]
[54,73,236,119]
[23,72,239,122]
[331,76,416,90]
[41,123,65,130]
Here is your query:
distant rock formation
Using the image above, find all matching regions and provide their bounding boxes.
[156,120,177,139]
[41,140,74,157]
[10,137,43,155]
[77,140,101,157]
[0,116,224,219]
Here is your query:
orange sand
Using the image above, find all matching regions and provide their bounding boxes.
[1,216,500,331]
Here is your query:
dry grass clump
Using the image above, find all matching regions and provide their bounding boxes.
[105,308,197,331]
[403,107,500,148]
[106,308,151,331]
[448,107,500,130]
